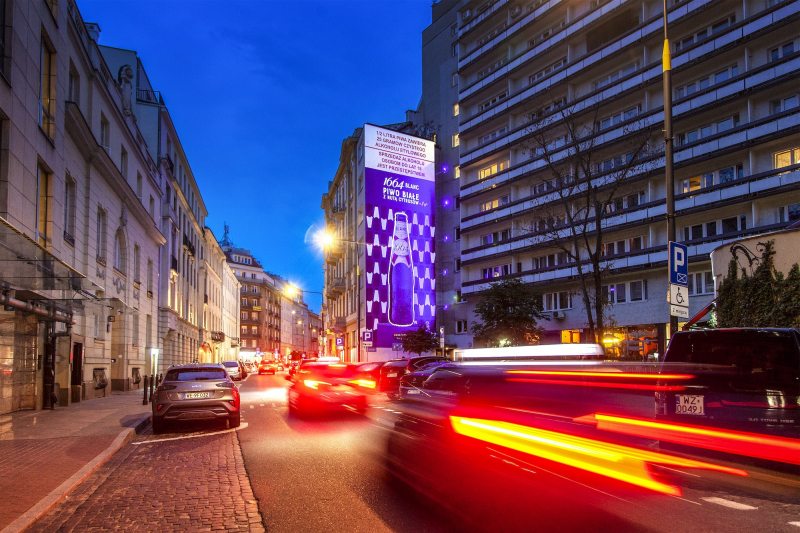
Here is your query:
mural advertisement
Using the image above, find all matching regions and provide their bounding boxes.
[363,124,436,349]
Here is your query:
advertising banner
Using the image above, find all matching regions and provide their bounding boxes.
[363,124,436,349]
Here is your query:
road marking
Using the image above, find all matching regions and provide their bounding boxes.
[259,404,265,407]
[669,495,702,506]
[133,423,248,445]
[657,465,701,478]
[249,405,254,409]
[701,497,757,510]
[789,522,800,528]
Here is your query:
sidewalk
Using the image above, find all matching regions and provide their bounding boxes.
[0,390,151,533]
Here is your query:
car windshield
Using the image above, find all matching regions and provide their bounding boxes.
[222,361,239,368]
[666,330,800,386]
[165,368,228,381]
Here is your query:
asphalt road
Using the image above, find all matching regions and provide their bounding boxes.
[237,373,800,533]
[237,373,452,533]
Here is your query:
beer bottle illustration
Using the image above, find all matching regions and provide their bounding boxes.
[389,212,414,326]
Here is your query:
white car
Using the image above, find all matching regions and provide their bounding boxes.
[222,360,242,381]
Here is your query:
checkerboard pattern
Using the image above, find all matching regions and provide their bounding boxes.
[365,205,436,332]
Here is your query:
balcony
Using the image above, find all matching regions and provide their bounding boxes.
[330,277,346,295]
[332,203,346,219]
[136,88,162,104]
[183,234,195,257]
[211,331,225,343]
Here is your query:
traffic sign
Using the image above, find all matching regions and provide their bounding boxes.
[670,304,689,318]
[669,241,688,286]
[669,284,687,306]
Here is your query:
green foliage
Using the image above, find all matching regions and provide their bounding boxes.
[471,278,548,347]
[717,240,800,328]
[400,323,439,356]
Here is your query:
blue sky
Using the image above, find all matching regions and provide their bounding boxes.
[79,0,432,312]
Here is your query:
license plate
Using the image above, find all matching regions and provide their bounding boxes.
[407,390,419,395]
[675,395,704,415]
[185,392,210,399]
[386,373,397,378]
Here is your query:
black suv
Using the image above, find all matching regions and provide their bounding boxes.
[380,356,448,399]
[655,328,800,437]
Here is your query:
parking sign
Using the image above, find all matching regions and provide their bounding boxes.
[669,241,688,286]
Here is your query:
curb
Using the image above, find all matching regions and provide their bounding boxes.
[2,412,152,533]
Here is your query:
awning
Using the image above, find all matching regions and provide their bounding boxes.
[0,216,98,291]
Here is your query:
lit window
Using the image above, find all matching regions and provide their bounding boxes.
[453,103,459,117]
[452,133,460,147]
[39,36,56,139]
[454,166,461,179]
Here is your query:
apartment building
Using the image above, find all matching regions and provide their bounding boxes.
[221,245,283,360]
[0,0,165,412]
[452,0,800,353]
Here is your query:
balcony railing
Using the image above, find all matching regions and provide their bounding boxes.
[183,234,196,257]
[332,203,346,218]
[136,88,162,104]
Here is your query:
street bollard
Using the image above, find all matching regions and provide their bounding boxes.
[143,375,149,405]
[149,374,155,403]
[159,373,163,384]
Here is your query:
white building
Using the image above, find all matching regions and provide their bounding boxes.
[0,0,165,412]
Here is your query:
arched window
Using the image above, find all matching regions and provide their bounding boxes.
[113,230,126,273]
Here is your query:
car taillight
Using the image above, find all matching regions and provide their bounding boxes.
[304,380,330,389]
[157,385,177,392]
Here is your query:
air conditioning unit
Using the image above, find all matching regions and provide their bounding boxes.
[511,6,522,17]
[553,311,566,319]
[463,9,472,20]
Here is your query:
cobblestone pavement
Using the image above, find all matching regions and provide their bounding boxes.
[29,422,264,532]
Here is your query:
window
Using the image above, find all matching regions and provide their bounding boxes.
[598,106,640,130]
[136,172,143,199]
[68,61,80,103]
[252,326,258,334]
[482,264,511,279]
[451,24,457,36]
[454,290,462,303]
[478,160,509,180]
[681,164,743,193]
[529,57,567,85]
[454,166,461,179]
[452,133,460,147]
[251,311,258,319]
[95,208,107,260]
[479,92,508,111]
[675,15,736,52]
[769,42,795,62]
[454,196,461,211]
[677,114,740,146]
[251,298,258,306]
[778,203,800,223]
[629,235,646,251]
[132,313,139,346]
[480,195,510,212]
[453,103,459,117]
[452,72,458,87]
[478,57,509,80]
[455,227,461,241]
[603,280,648,304]
[113,230,126,273]
[774,148,800,169]
[241,325,247,334]
[451,43,458,57]
[596,152,635,172]
[100,113,110,150]
[594,63,638,90]
[480,126,508,145]
[149,196,155,219]
[544,291,572,311]
[528,20,566,48]
[39,36,55,139]
[120,146,128,178]
[688,271,714,295]
[147,260,153,292]
[456,320,468,334]
[133,245,140,281]
[455,258,461,272]
[771,95,800,115]
[36,166,50,246]
[63,175,76,243]
[241,311,248,320]
[481,229,510,245]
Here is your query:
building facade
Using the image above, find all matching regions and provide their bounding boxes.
[446,0,799,354]
[201,227,240,363]
[0,0,165,413]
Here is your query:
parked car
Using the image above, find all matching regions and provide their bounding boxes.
[259,361,277,375]
[238,361,248,378]
[222,360,242,381]
[380,356,449,399]
[656,328,800,437]
[244,361,255,373]
[152,364,240,433]
[348,362,386,393]
[399,360,458,400]
[288,363,368,416]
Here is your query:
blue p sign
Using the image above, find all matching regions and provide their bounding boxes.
[669,241,689,286]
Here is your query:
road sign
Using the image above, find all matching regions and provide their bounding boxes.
[392,342,403,351]
[439,326,445,349]
[670,304,689,318]
[362,330,373,342]
[669,284,687,306]
[669,241,688,286]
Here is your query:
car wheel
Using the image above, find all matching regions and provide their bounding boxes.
[229,413,241,429]
[152,416,166,434]
[387,392,399,401]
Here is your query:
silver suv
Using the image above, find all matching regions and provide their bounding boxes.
[222,360,242,380]
[152,364,240,433]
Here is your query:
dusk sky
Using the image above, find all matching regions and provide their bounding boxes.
[78,0,433,313]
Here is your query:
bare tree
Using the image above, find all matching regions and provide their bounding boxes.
[515,98,657,343]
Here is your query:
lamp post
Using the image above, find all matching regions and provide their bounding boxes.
[662,0,679,341]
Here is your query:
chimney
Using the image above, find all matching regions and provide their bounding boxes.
[85,22,101,42]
